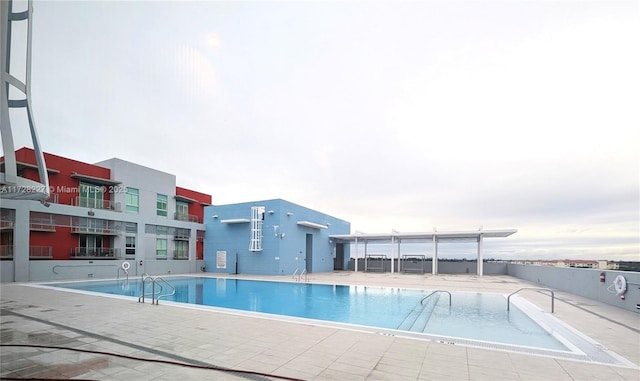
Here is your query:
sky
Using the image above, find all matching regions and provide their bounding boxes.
[4,0,639,261]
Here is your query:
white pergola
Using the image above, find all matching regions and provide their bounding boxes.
[329,228,517,276]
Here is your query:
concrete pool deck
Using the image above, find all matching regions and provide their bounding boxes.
[1,272,638,380]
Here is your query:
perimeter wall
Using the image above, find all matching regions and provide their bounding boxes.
[507,264,640,313]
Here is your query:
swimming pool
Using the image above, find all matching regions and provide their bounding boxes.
[45,276,569,352]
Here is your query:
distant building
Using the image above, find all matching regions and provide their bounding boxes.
[509,259,621,270]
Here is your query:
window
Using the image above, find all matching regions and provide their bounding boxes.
[78,217,101,233]
[156,194,168,216]
[79,235,103,256]
[125,236,135,257]
[176,201,188,220]
[80,181,104,208]
[156,238,167,259]
[174,240,188,259]
[125,188,139,213]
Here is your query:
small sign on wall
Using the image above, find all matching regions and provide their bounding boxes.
[216,251,227,269]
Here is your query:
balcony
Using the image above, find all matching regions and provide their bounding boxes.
[30,246,52,259]
[72,196,121,212]
[174,212,199,223]
[30,218,56,232]
[0,245,13,259]
[44,193,59,204]
[71,226,119,235]
[70,247,121,259]
[173,250,189,260]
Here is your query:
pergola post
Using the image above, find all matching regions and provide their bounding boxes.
[354,236,358,272]
[477,233,484,276]
[432,235,438,275]
[390,233,395,274]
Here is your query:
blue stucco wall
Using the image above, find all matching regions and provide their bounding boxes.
[204,199,350,275]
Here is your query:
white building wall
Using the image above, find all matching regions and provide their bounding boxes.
[1,158,206,282]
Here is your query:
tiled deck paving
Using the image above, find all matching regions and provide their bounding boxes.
[1,272,638,380]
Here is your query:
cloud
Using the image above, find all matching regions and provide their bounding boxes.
[4,1,638,261]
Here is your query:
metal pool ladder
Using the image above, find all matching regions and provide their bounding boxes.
[507,287,555,313]
[291,268,308,283]
[421,290,452,306]
[138,273,175,305]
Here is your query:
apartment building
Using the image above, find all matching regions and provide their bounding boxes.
[509,259,621,270]
[0,148,211,282]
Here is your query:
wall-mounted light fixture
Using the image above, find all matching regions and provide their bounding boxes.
[267,210,275,214]
[286,212,293,216]
[88,210,95,216]
[212,215,218,219]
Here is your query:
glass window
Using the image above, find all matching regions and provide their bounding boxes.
[156,238,167,259]
[176,201,188,220]
[80,181,104,208]
[126,188,139,213]
[174,240,188,259]
[126,236,135,257]
[156,194,168,216]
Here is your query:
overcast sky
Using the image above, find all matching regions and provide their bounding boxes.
[5,1,639,260]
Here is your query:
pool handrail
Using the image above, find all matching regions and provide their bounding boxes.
[507,287,555,313]
[117,267,129,281]
[300,268,308,283]
[138,274,174,305]
[138,274,154,303]
[421,290,451,306]
[153,276,175,305]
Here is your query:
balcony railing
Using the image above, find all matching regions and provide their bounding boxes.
[70,225,119,235]
[30,218,56,232]
[174,212,199,223]
[0,220,14,230]
[173,250,189,260]
[70,247,121,259]
[72,196,121,212]
[30,246,52,259]
[0,245,13,259]
[45,193,59,204]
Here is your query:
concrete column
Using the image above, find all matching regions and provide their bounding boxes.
[432,235,438,275]
[136,222,145,275]
[189,228,197,273]
[354,237,358,272]
[397,239,401,272]
[477,234,484,276]
[13,207,29,282]
[390,234,394,274]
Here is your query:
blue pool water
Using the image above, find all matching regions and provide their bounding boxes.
[47,276,568,351]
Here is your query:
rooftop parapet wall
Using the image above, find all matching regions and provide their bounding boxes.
[508,264,640,313]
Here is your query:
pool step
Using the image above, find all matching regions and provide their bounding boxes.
[397,295,440,332]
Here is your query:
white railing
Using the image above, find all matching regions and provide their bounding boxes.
[29,246,52,259]
[30,218,56,231]
[70,247,121,259]
[72,196,121,212]
[174,212,199,223]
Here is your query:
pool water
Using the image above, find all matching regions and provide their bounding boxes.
[48,276,568,351]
